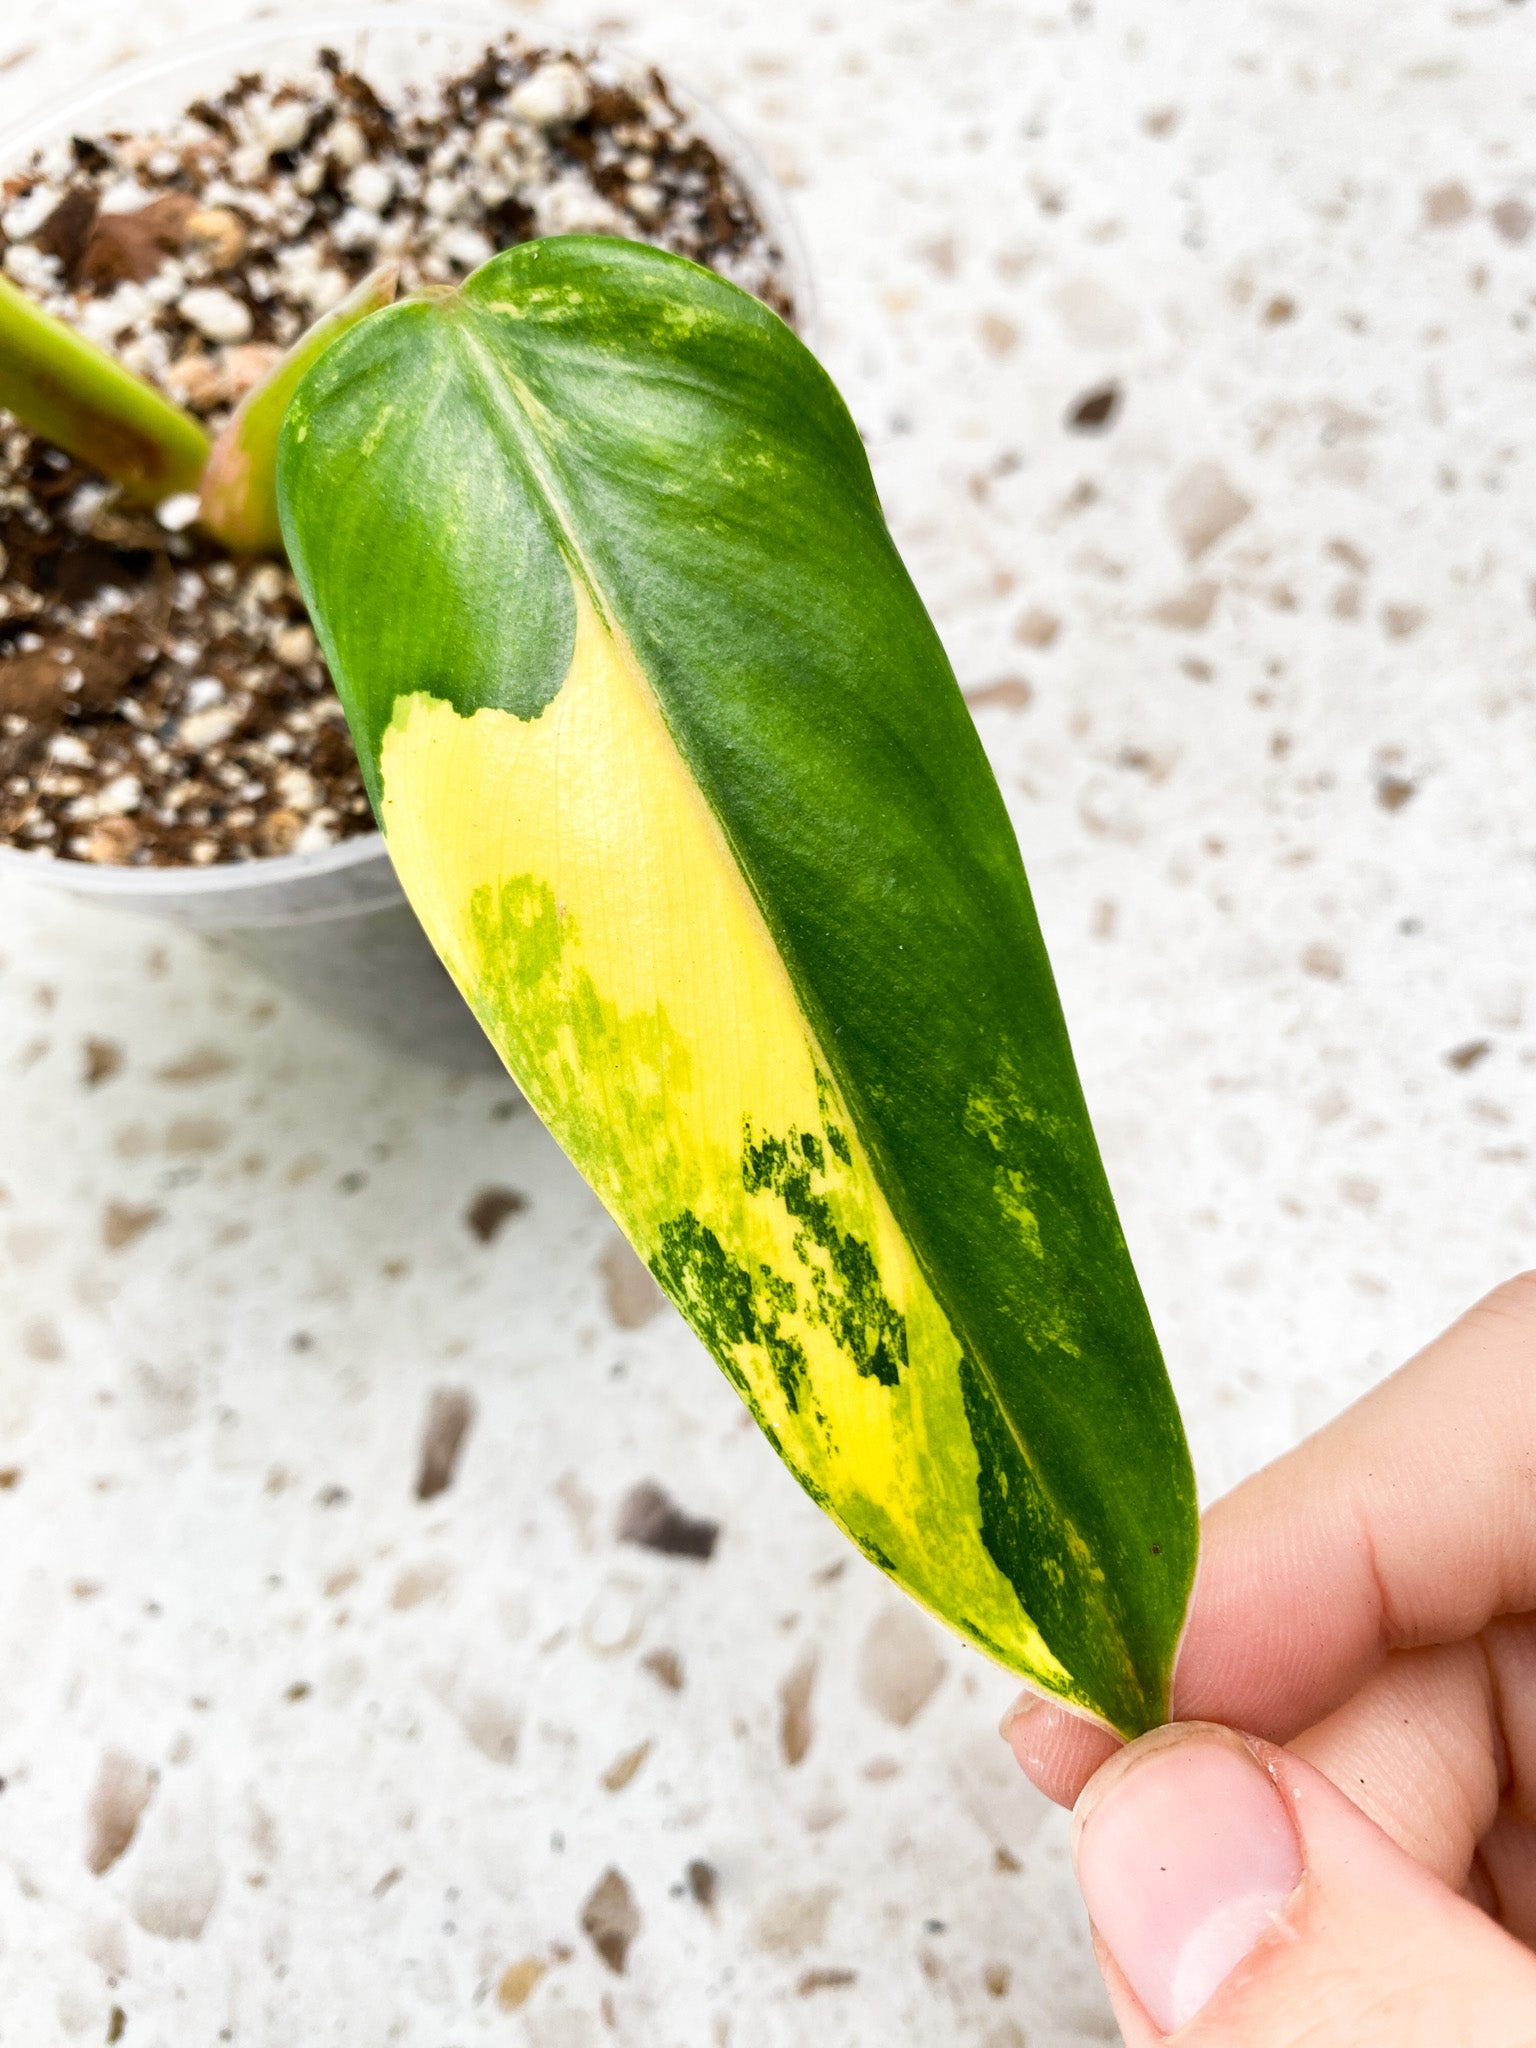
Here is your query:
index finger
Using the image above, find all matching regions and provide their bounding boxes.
[1006,1272,1536,1805]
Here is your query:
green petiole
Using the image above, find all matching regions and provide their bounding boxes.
[0,272,209,504]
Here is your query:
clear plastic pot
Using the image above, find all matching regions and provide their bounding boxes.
[0,5,812,1069]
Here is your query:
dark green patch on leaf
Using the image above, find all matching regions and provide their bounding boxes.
[651,1211,808,1411]
[742,1121,906,1387]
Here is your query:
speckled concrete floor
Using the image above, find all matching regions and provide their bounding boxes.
[3,2,1536,2043]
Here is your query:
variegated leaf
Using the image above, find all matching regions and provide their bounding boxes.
[278,238,1196,1736]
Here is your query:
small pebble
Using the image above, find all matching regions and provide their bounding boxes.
[256,98,310,154]
[441,225,494,270]
[2,184,59,239]
[328,118,367,169]
[178,285,253,342]
[274,624,316,667]
[228,142,268,186]
[84,817,139,863]
[509,60,593,128]
[472,119,513,165]
[274,765,320,813]
[423,177,462,220]
[346,160,395,213]
[95,773,143,816]
[176,703,244,751]
[5,242,58,291]
[184,206,247,268]
[303,268,350,315]
[155,492,202,533]
[333,206,383,253]
[294,811,338,852]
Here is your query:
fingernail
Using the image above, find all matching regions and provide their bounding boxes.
[1072,1724,1302,2035]
[998,1690,1040,1742]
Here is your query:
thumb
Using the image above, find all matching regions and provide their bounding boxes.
[1071,1722,1536,2046]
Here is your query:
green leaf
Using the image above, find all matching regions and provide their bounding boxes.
[0,273,208,502]
[200,262,399,554]
[278,238,1197,1736]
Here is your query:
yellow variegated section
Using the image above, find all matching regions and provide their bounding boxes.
[378,582,1075,1696]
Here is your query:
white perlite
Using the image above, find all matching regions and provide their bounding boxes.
[252,95,309,155]
[1,182,58,239]
[154,491,201,532]
[173,701,244,750]
[177,284,253,341]
[345,159,394,213]
[92,773,142,816]
[508,58,593,128]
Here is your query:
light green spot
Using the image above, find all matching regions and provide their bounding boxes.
[993,1167,1045,1260]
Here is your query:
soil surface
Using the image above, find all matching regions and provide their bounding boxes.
[0,33,795,865]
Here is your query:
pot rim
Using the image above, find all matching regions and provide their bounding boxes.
[0,822,392,898]
[0,1,813,904]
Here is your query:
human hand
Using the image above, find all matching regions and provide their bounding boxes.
[1001,1275,1536,2044]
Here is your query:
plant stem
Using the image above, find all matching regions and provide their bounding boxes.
[200,261,400,554]
[0,274,209,502]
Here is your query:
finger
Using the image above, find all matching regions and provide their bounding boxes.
[1001,1689,1119,1809]
[1483,1611,1536,1825]
[1036,1619,1536,1931]
[1072,1722,1536,2047]
[1287,1638,1502,1887]
[1282,1616,1536,1907]
[1004,1275,1536,1812]
[1176,1273,1536,1741]
[1479,1814,1536,1948]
